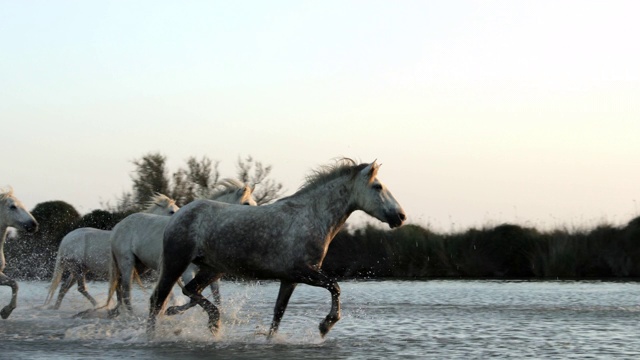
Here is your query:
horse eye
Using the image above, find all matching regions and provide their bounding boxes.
[9,204,17,210]
[372,184,383,191]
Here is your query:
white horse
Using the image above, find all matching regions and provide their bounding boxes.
[44,194,180,310]
[147,159,406,339]
[108,179,257,317]
[0,188,38,319]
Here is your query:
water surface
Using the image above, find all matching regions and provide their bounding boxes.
[1,280,639,359]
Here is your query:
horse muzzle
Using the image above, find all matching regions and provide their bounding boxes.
[22,220,39,233]
[386,211,406,229]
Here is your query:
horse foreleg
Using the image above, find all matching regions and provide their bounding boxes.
[0,273,18,319]
[319,281,341,337]
[267,281,297,339]
[53,273,75,310]
[77,273,97,307]
[299,270,341,337]
[165,273,221,316]
[178,269,220,335]
[210,280,221,306]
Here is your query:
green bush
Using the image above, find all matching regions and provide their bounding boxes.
[5,201,80,280]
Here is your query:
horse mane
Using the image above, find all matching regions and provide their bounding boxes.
[208,178,247,200]
[144,193,176,211]
[296,158,371,195]
[0,187,14,202]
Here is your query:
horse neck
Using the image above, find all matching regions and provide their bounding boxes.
[289,176,355,239]
[146,207,169,215]
[210,192,237,204]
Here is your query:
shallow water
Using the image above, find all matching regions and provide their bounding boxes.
[1,280,640,359]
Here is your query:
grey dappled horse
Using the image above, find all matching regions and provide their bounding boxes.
[0,188,38,319]
[108,179,256,317]
[148,159,406,339]
[44,194,179,310]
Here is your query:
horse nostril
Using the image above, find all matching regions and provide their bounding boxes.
[25,221,39,233]
[399,212,406,221]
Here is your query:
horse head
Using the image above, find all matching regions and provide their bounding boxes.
[239,184,258,206]
[353,161,406,228]
[147,194,180,215]
[0,189,39,233]
[209,179,257,206]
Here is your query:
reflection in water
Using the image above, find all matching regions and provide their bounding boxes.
[1,280,640,359]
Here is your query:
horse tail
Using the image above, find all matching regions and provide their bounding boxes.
[44,251,65,306]
[105,250,120,308]
[132,267,145,291]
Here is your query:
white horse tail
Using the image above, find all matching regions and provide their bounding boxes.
[44,252,65,306]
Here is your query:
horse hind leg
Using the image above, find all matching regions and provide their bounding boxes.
[117,258,140,315]
[0,273,18,319]
[76,273,97,307]
[53,273,76,310]
[147,256,194,336]
[107,257,132,318]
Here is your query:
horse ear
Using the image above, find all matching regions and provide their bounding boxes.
[361,160,380,179]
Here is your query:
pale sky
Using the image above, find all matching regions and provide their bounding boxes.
[2,1,639,232]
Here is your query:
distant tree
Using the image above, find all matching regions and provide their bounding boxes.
[105,153,283,211]
[171,156,220,205]
[102,191,137,214]
[131,153,170,207]
[236,155,284,204]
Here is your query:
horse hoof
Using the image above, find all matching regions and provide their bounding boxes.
[265,328,277,340]
[107,308,119,319]
[208,321,221,337]
[319,323,329,337]
[73,308,97,319]
[165,306,180,316]
[319,320,335,338]
[1,306,14,319]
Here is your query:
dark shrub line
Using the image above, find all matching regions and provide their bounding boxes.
[323,217,640,280]
[7,203,640,281]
